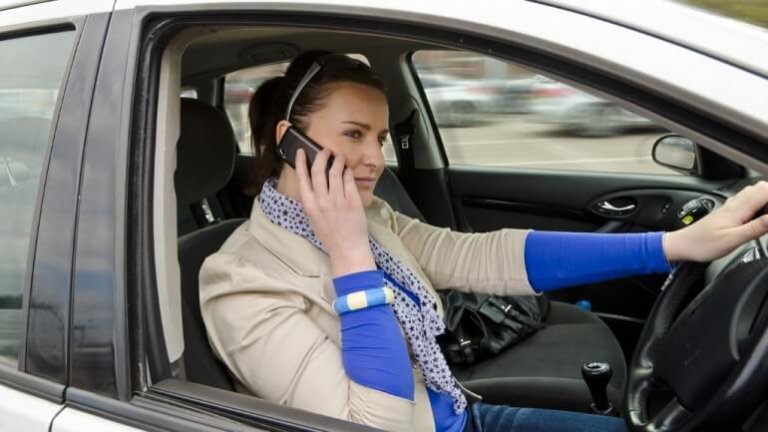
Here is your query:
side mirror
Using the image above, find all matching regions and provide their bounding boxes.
[652,134,700,175]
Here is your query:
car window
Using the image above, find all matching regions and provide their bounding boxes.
[412,50,680,175]
[0,30,75,365]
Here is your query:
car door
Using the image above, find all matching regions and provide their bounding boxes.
[43,1,768,430]
[406,48,750,354]
[0,1,112,430]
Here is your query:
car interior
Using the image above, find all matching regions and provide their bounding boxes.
[146,20,768,430]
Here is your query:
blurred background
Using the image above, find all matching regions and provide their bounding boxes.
[209,1,768,176]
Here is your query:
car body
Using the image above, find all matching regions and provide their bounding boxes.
[1,1,767,431]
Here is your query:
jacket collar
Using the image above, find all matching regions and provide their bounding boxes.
[247,195,415,278]
[247,199,325,277]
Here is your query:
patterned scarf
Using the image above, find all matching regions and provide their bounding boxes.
[259,177,466,414]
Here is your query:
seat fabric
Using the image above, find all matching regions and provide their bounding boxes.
[453,302,626,412]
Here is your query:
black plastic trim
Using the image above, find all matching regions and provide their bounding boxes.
[462,197,600,224]
[17,21,81,375]
[69,9,133,399]
[26,14,109,385]
[0,362,65,403]
[65,387,245,432]
[148,379,380,432]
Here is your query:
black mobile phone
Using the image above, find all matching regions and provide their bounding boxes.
[279,126,334,176]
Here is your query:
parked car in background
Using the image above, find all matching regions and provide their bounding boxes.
[418,73,498,127]
[529,77,657,136]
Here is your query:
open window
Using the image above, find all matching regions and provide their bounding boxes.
[129,5,763,432]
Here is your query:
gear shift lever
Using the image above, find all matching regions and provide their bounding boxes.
[581,361,616,415]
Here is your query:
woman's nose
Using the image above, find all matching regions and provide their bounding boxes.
[361,137,384,169]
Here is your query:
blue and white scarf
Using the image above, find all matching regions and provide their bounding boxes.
[259,177,466,414]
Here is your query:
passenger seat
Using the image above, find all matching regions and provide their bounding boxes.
[373,168,627,412]
[176,98,243,390]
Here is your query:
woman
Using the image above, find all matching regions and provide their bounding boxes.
[200,51,768,432]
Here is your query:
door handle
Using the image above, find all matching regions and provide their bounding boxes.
[594,200,636,216]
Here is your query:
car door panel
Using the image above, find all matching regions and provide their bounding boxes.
[445,166,726,356]
[448,166,723,233]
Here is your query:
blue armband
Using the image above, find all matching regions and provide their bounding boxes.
[332,270,414,401]
[525,231,671,293]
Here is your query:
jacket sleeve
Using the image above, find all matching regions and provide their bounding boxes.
[392,211,535,296]
[199,253,415,431]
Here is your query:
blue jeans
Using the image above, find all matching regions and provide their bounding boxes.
[467,403,627,432]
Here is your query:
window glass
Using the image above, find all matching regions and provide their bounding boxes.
[0,30,75,365]
[224,61,288,153]
[224,54,373,154]
[412,50,679,175]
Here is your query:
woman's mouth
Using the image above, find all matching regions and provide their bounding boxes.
[354,177,376,188]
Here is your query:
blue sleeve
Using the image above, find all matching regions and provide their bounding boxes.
[524,231,671,293]
[333,270,414,401]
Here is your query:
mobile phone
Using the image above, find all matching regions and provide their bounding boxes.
[279,126,334,176]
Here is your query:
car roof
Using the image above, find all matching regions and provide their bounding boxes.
[110,0,768,78]
[536,0,768,78]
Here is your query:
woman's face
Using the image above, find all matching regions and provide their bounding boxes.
[280,82,389,207]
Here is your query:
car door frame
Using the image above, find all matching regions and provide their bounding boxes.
[72,1,768,430]
[0,4,111,429]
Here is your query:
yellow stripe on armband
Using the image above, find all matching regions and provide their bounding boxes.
[333,287,395,315]
[345,291,369,311]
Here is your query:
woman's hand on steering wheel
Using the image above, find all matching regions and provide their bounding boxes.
[664,181,768,263]
[295,148,376,277]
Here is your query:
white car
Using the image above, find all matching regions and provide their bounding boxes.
[529,78,657,136]
[418,73,498,127]
[1,1,767,432]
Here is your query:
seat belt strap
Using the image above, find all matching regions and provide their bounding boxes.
[393,109,418,196]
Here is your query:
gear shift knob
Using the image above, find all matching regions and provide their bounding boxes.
[581,361,615,415]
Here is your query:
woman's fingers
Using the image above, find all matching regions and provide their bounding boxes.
[328,153,346,201]
[311,148,332,200]
[728,181,768,221]
[295,149,316,208]
[343,168,362,207]
[729,214,768,245]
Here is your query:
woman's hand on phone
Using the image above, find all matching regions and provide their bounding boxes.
[295,148,376,276]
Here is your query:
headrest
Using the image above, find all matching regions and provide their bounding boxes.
[175,98,238,206]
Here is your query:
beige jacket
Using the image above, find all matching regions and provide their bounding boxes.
[199,197,533,431]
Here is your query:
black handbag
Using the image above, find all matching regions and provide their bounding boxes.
[437,291,550,366]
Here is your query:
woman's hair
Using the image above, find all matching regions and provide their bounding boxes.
[247,50,386,193]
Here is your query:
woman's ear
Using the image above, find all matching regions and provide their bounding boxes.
[275,120,291,144]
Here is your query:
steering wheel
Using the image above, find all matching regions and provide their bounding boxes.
[624,246,768,432]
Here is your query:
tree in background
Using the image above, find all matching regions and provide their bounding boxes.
[684,0,768,27]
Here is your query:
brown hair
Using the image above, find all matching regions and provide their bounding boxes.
[247,50,386,193]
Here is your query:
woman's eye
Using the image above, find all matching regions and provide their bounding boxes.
[344,129,362,139]
[378,136,387,146]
